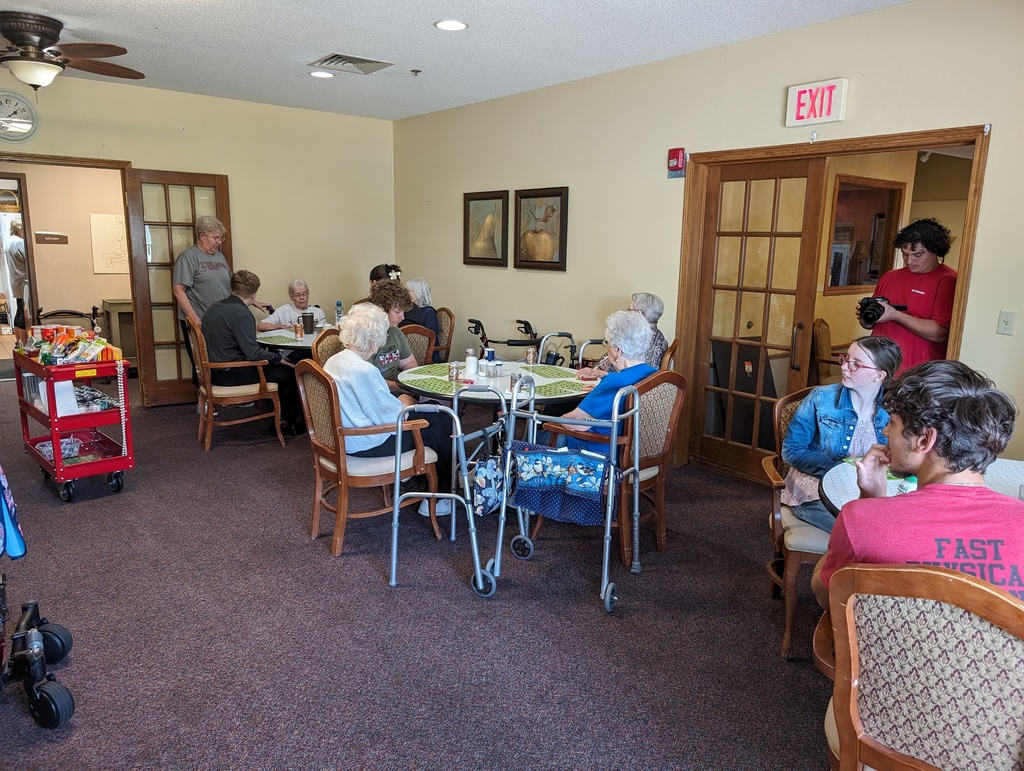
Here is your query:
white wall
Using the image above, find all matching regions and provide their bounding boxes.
[394,0,1024,457]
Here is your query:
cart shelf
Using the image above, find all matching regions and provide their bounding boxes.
[14,352,134,501]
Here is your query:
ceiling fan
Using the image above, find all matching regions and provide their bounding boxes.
[0,11,144,90]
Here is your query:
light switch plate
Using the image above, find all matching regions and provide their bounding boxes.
[997,310,1016,336]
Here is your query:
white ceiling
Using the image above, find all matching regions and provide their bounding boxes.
[4,0,916,121]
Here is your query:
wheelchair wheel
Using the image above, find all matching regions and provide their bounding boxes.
[28,680,75,729]
[602,582,618,614]
[472,569,496,598]
[38,622,74,665]
[58,482,75,503]
[510,535,534,560]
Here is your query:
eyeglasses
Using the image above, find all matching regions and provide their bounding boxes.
[838,353,880,373]
[202,233,226,243]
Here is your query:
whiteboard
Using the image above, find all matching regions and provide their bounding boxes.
[90,213,129,274]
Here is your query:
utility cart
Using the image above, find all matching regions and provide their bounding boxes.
[14,352,133,502]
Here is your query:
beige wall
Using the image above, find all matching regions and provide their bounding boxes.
[394,0,1024,457]
[0,78,396,312]
[2,162,129,316]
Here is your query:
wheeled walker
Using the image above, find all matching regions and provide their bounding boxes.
[388,402,496,597]
[486,376,643,612]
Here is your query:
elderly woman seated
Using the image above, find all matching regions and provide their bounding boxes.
[323,304,455,516]
[578,292,668,380]
[544,310,657,453]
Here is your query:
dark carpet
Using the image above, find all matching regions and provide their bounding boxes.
[0,380,832,769]
[0,358,14,382]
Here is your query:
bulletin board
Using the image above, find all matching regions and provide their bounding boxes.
[90,214,129,274]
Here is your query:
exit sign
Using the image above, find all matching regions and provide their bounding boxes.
[785,78,848,127]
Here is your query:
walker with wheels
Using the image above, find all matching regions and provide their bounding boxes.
[484,376,643,613]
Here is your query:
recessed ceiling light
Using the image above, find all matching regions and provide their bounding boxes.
[309,70,334,78]
[434,20,467,31]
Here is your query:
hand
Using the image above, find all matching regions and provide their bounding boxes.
[854,444,891,498]
[189,315,201,329]
[873,298,898,324]
[576,367,605,380]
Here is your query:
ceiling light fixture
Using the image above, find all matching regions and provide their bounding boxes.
[309,70,334,79]
[434,20,467,31]
[1,57,65,90]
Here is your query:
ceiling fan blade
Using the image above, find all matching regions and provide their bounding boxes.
[66,58,144,80]
[49,42,127,59]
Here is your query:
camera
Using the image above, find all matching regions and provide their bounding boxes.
[858,296,907,327]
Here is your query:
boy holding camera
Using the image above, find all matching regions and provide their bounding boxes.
[856,218,956,375]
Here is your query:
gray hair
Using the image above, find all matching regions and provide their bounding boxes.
[605,309,652,361]
[632,292,664,325]
[195,215,226,239]
[288,279,309,296]
[339,303,389,353]
[406,278,432,307]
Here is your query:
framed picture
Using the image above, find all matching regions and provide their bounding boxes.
[463,190,509,267]
[514,187,568,271]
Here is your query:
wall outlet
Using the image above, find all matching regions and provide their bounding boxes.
[997,309,1016,336]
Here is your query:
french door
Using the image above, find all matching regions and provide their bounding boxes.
[688,158,826,479]
[126,170,231,406]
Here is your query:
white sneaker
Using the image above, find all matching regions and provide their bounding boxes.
[418,498,452,517]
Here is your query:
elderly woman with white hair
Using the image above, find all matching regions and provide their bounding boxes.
[578,292,668,380]
[257,279,327,332]
[399,277,441,362]
[323,303,455,516]
[550,310,658,454]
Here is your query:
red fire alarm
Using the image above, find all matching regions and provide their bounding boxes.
[667,147,686,172]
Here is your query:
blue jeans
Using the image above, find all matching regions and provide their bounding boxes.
[791,499,837,533]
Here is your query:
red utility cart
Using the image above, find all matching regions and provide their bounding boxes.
[14,352,134,502]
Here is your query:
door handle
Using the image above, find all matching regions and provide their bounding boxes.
[790,322,804,371]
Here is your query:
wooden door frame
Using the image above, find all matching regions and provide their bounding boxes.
[0,151,133,345]
[673,124,991,468]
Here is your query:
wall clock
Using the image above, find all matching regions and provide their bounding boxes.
[0,90,39,143]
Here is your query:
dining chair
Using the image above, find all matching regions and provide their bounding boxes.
[536,370,688,567]
[294,359,442,557]
[762,385,831,659]
[659,338,678,371]
[401,323,436,366]
[312,327,343,365]
[186,317,285,451]
[435,307,455,362]
[824,563,1024,770]
[811,318,842,386]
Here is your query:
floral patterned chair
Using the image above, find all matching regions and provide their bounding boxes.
[825,563,1024,770]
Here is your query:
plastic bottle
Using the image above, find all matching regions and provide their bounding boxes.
[896,475,918,495]
[464,347,478,377]
[335,301,344,326]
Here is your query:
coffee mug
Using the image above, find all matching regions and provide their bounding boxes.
[543,351,564,367]
[300,313,315,334]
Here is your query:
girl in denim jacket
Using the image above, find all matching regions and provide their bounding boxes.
[781,336,902,532]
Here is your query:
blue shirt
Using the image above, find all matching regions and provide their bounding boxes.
[781,383,889,478]
[569,363,658,453]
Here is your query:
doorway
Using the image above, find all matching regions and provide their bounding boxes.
[675,125,990,480]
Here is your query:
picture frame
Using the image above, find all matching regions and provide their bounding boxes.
[463,190,509,267]
[514,187,568,271]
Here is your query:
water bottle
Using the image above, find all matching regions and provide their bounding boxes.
[464,348,478,377]
[335,301,344,326]
[896,475,918,495]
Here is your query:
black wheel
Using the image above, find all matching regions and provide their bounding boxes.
[27,680,75,729]
[38,622,74,665]
[603,582,618,614]
[472,569,497,598]
[40,467,50,481]
[510,535,534,560]
[107,472,124,492]
[58,482,75,503]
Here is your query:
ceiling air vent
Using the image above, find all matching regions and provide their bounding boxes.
[307,53,393,75]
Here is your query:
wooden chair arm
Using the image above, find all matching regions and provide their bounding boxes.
[541,421,627,448]
[762,454,784,487]
[341,418,428,438]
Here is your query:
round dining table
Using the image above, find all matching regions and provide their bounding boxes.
[396,360,593,407]
[819,456,1024,515]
